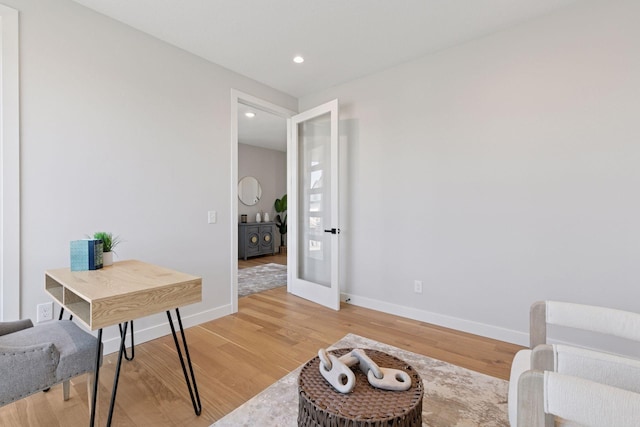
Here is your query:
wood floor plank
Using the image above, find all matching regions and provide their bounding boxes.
[0,280,523,426]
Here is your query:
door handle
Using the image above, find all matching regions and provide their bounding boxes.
[324,228,340,235]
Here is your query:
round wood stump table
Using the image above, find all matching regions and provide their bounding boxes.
[298,348,423,427]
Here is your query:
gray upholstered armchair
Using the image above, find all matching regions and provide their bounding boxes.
[0,318,99,408]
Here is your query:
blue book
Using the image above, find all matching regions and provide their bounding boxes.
[93,239,104,269]
[70,239,104,271]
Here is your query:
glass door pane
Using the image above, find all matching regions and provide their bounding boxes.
[298,112,332,287]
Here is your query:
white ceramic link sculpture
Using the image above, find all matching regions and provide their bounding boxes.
[318,348,411,394]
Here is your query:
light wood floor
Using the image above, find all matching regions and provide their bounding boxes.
[238,252,287,269]
[0,265,522,426]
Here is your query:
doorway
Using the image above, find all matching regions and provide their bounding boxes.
[230,90,295,313]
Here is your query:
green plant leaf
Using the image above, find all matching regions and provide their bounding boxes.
[92,231,121,253]
[275,194,287,213]
[274,194,287,240]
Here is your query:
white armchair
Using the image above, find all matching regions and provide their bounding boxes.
[518,370,640,426]
[509,301,640,426]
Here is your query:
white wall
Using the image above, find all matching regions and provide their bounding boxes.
[238,143,286,228]
[8,0,296,352]
[300,0,640,346]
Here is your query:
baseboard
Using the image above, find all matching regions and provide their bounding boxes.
[341,293,528,346]
[102,304,233,354]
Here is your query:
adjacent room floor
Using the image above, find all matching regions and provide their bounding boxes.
[238,252,286,269]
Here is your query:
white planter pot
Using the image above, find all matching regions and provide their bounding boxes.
[103,251,113,266]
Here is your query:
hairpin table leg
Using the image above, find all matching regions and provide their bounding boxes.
[58,306,73,321]
[106,321,129,426]
[89,328,103,427]
[118,320,135,361]
[166,308,202,415]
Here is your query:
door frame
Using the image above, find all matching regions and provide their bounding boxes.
[0,5,20,321]
[229,89,295,313]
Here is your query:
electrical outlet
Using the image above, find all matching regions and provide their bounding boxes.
[414,280,423,294]
[37,302,53,323]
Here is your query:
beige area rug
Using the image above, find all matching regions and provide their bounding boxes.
[211,333,509,426]
[238,263,287,297]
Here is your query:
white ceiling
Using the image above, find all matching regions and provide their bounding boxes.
[238,103,287,152]
[71,0,580,98]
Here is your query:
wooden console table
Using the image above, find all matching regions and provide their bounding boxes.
[45,260,203,427]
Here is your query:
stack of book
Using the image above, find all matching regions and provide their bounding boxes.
[70,239,104,271]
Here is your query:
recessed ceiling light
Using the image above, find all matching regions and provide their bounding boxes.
[245,112,256,118]
[293,56,304,64]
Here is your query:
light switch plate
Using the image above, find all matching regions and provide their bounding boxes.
[208,211,217,224]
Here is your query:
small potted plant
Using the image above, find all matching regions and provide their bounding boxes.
[93,231,121,266]
[274,194,287,254]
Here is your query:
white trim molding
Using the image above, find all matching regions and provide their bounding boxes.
[341,292,529,346]
[0,4,20,321]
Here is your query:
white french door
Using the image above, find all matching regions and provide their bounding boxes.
[288,99,340,310]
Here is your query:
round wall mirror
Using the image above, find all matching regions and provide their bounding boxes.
[238,176,262,206]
